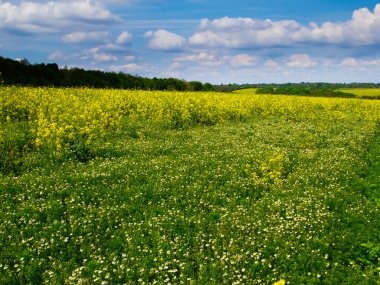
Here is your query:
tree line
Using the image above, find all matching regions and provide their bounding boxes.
[2,56,379,93]
[0,56,215,91]
[254,85,356,98]
[215,82,380,93]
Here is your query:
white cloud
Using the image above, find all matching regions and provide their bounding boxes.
[83,41,134,59]
[363,59,380,66]
[264,59,279,68]
[48,50,73,61]
[49,46,118,63]
[97,43,129,53]
[188,4,380,48]
[0,1,118,34]
[173,52,224,67]
[169,62,183,69]
[145,29,186,51]
[341,57,380,67]
[189,17,309,48]
[87,47,118,62]
[116,31,132,45]
[62,31,111,43]
[48,50,66,61]
[287,54,317,68]
[94,53,118,62]
[48,50,84,61]
[341,57,358,67]
[110,63,145,73]
[230,54,256,67]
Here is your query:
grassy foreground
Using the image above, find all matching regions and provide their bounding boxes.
[1,87,380,284]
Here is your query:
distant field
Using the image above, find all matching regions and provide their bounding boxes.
[235,87,380,99]
[340,88,380,97]
[233,88,258,94]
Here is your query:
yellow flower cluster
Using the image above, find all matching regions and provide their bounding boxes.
[245,154,288,187]
[273,280,286,285]
[258,155,287,185]
[1,87,122,157]
[2,87,380,159]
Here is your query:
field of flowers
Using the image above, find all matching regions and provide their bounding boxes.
[232,88,258,94]
[340,88,380,98]
[1,87,380,284]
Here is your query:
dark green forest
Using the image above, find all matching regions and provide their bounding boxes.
[0,56,214,91]
[254,86,357,98]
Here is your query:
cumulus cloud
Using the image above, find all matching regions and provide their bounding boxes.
[145,29,186,51]
[188,4,380,48]
[48,50,67,61]
[110,63,145,73]
[62,31,111,43]
[97,43,126,52]
[264,59,279,68]
[341,57,358,67]
[0,1,118,34]
[341,57,380,67]
[189,17,310,48]
[287,54,317,68]
[93,53,118,62]
[169,62,183,70]
[173,52,224,67]
[116,31,132,45]
[49,46,119,63]
[86,47,118,62]
[230,54,256,67]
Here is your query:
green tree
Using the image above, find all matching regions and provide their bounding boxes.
[189,81,204,91]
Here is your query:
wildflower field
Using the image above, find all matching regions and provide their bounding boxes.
[1,87,380,284]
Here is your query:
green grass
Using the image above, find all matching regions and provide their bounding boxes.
[1,115,380,284]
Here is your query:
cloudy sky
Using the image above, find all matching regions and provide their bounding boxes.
[1,0,380,83]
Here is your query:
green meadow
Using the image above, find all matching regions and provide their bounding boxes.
[1,87,380,284]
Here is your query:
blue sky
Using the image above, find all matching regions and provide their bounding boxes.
[1,0,380,83]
